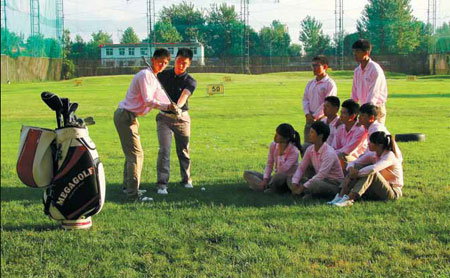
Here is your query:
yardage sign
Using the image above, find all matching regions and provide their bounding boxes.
[207,84,225,96]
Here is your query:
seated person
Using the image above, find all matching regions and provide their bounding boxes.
[244,123,301,192]
[329,131,403,207]
[358,103,402,161]
[288,121,344,199]
[321,96,342,146]
[332,99,367,168]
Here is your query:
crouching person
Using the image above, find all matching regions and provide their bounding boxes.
[244,123,301,193]
[330,131,403,207]
[288,121,344,199]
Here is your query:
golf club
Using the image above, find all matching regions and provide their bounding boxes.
[41,92,63,128]
[61,98,70,127]
[68,102,78,125]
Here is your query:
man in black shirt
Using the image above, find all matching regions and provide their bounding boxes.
[156,48,197,195]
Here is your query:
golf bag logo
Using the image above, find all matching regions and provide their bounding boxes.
[16,92,106,229]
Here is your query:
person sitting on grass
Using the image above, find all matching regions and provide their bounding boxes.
[320,96,342,146]
[332,99,367,169]
[329,131,403,207]
[243,123,301,193]
[288,121,344,199]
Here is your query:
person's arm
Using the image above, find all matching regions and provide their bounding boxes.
[303,151,336,188]
[263,143,276,180]
[312,82,337,119]
[177,89,191,108]
[277,147,299,174]
[335,126,367,156]
[291,148,311,184]
[139,72,170,110]
[358,152,395,177]
[302,82,311,116]
[351,71,359,102]
[365,68,381,105]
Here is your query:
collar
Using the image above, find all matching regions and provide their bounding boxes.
[172,68,188,79]
[315,74,329,83]
[359,58,373,72]
[313,142,327,154]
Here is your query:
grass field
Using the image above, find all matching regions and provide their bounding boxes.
[1,71,450,277]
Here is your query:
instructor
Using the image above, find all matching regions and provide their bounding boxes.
[156,48,197,195]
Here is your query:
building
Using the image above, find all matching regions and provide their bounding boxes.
[99,42,205,67]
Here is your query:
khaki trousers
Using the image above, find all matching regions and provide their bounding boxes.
[156,112,191,187]
[114,108,143,196]
[347,171,400,200]
[243,171,291,192]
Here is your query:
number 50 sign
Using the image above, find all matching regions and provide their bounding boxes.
[207,84,225,96]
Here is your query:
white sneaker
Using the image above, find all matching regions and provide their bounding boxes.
[123,188,147,194]
[184,182,193,189]
[333,194,354,207]
[157,188,168,195]
[327,193,342,205]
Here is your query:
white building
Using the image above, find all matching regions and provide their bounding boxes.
[100,42,205,67]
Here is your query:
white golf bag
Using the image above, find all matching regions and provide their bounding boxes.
[17,92,106,229]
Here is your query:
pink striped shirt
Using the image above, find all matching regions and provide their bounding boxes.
[332,122,367,158]
[347,150,403,191]
[364,121,403,162]
[118,68,169,116]
[264,142,300,179]
[303,75,337,120]
[351,59,388,106]
[321,116,340,146]
[292,143,344,187]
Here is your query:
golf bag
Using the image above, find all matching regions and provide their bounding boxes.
[16,92,106,229]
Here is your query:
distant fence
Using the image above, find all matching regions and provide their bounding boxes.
[71,54,435,78]
[1,55,62,83]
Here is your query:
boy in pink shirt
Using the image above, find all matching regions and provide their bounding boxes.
[289,121,344,199]
[332,99,367,168]
[351,39,388,124]
[244,123,301,193]
[302,55,337,148]
[320,96,342,146]
[329,131,403,207]
[114,49,176,199]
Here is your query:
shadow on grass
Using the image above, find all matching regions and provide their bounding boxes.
[389,93,450,98]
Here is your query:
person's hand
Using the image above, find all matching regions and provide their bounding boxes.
[348,167,359,179]
[168,103,177,112]
[305,114,315,124]
[290,183,304,195]
[260,179,269,189]
[338,153,347,160]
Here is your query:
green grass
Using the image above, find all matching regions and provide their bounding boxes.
[1,71,450,277]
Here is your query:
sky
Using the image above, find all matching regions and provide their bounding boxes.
[64,0,450,44]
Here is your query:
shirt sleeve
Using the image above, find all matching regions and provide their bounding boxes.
[136,71,169,110]
[366,69,380,105]
[263,142,276,179]
[292,147,311,184]
[302,82,311,115]
[185,77,197,95]
[335,126,367,156]
[347,151,375,170]
[351,71,359,102]
[277,147,299,174]
[358,152,395,177]
[303,150,337,188]
[312,81,337,118]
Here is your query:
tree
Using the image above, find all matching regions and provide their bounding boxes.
[288,44,302,56]
[86,30,112,59]
[69,35,87,60]
[147,20,183,43]
[343,32,361,55]
[62,29,71,58]
[204,3,243,57]
[357,0,421,54]
[26,34,45,57]
[1,28,25,57]
[44,38,61,58]
[159,1,205,42]
[121,27,140,44]
[259,21,291,57]
[299,16,331,57]
[435,22,450,53]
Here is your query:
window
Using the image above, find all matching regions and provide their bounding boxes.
[119,48,125,56]
[128,48,135,56]
[106,48,113,56]
[140,48,148,56]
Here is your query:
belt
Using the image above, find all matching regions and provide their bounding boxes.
[117,108,136,117]
[160,110,188,119]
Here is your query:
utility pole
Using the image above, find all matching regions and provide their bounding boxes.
[334,0,344,70]
[147,0,155,55]
[427,0,437,53]
[1,0,9,83]
[240,0,249,74]
[30,0,40,36]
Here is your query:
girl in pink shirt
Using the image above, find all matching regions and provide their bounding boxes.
[244,123,301,193]
[330,131,403,207]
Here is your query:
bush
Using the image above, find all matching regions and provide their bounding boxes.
[62,59,75,79]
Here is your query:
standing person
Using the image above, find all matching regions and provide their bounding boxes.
[156,48,197,195]
[332,99,367,168]
[114,48,173,199]
[243,123,301,193]
[320,96,342,146]
[329,131,403,207]
[302,55,337,149]
[288,121,344,199]
[351,39,388,124]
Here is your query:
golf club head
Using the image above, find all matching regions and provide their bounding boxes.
[61,98,70,127]
[41,92,63,112]
[68,102,78,125]
[84,116,95,126]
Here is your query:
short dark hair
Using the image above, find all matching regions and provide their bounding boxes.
[352,39,372,52]
[176,48,193,60]
[341,99,360,116]
[312,55,329,66]
[153,48,171,59]
[359,103,378,118]
[311,121,330,143]
[325,96,340,108]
